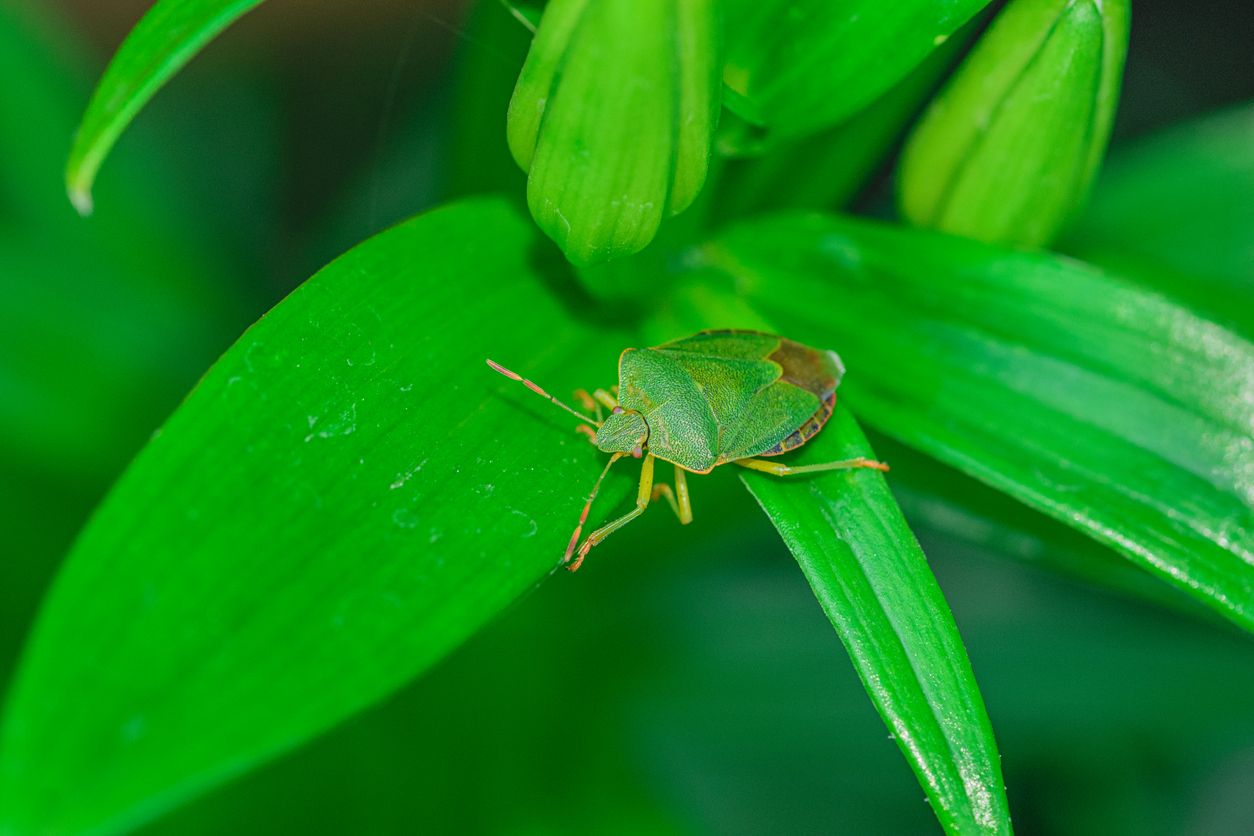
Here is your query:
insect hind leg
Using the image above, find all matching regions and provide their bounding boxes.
[734,456,888,476]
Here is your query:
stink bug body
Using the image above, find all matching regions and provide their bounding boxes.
[488,329,887,570]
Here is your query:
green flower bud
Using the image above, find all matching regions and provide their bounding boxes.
[898,0,1129,247]
[507,0,720,266]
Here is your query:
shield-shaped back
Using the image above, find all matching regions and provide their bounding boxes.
[617,330,844,473]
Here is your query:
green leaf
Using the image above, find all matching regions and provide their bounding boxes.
[710,13,980,221]
[499,0,544,32]
[1059,101,1254,339]
[873,432,1224,625]
[64,0,269,215]
[0,197,636,836]
[641,293,1010,836]
[721,0,992,139]
[0,0,256,703]
[742,407,1012,836]
[898,0,1129,247]
[704,212,1254,634]
[0,1,241,483]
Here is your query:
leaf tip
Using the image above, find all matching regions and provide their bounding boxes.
[67,182,94,217]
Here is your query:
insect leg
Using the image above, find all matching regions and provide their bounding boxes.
[735,456,890,475]
[569,453,657,571]
[650,464,693,524]
[734,456,888,476]
[565,452,624,567]
[593,388,618,411]
[573,389,602,422]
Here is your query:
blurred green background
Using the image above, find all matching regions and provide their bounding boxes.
[4,0,1254,832]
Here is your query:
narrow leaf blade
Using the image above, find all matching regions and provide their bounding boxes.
[644,293,1011,836]
[0,198,634,836]
[742,406,1011,836]
[65,0,267,214]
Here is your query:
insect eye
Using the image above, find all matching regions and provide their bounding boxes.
[611,406,624,415]
[631,445,643,458]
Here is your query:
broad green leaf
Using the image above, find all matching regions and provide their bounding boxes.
[1059,101,1254,339]
[64,0,268,214]
[872,433,1223,625]
[742,408,1012,836]
[643,296,1011,836]
[898,0,1129,247]
[132,472,1254,835]
[704,212,1254,634]
[721,0,991,139]
[0,197,636,836]
[652,256,1218,620]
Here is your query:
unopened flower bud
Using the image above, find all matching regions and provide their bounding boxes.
[898,0,1130,247]
[507,0,720,265]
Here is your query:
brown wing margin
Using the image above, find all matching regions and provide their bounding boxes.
[759,392,836,457]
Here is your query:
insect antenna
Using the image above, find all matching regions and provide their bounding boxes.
[486,359,601,426]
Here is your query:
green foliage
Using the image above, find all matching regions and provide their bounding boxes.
[5,0,1254,834]
[743,408,1011,835]
[898,0,1130,246]
[712,15,980,218]
[444,0,533,204]
[721,0,993,139]
[1060,102,1254,339]
[63,0,269,214]
[705,213,1254,632]
[0,198,636,836]
[872,433,1222,625]
[0,0,251,702]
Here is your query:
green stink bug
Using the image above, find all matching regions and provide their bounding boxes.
[487,329,887,570]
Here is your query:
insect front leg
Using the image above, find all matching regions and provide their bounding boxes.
[565,452,625,568]
[650,463,693,524]
[569,453,657,571]
[592,388,618,412]
[734,456,888,476]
